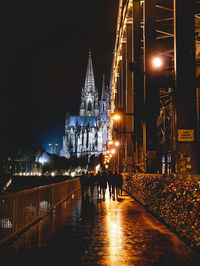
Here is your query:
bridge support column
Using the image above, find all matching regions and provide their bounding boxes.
[126,22,134,173]
[173,0,198,173]
[143,0,158,172]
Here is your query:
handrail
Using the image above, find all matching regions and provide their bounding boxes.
[0,177,79,199]
[0,177,81,245]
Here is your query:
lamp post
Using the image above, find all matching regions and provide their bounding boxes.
[111,110,135,173]
[112,54,164,173]
[105,139,120,172]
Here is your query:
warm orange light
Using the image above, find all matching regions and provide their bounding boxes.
[105,155,109,158]
[152,57,162,68]
[111,149,116,154]
[112,114,121,121]
[106,150,110,154]
[114,141,120,147]
[109,154,112,158]
[107,140,114,145]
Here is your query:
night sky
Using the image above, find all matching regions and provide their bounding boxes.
[0,0,118,158]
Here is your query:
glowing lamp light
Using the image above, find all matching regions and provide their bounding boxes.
[71,172,75,177]
[152,57,162,68]
[105,155,109,158]
[111,149,116,154]
[112,114,121,121]
[106,150,110,154]
[107,140,114,145]
[96,164,101,173]
[115,141,120,147]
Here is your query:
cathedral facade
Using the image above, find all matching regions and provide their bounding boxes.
[60,51,110,159]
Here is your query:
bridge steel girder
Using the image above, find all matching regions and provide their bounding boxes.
[173,0,198,173]
[143,0,161,173]
[111,0,199,174]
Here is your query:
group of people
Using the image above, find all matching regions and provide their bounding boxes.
[80,170,123,200]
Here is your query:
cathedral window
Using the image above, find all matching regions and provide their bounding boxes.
[88,101,92,111]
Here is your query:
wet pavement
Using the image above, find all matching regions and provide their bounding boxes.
[1,188,200,266]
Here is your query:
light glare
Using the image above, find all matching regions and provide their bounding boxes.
[153,57,162,68]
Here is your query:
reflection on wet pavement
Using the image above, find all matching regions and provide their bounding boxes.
[0,189,200,265]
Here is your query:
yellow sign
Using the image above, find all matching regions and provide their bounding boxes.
[178,129,194,142]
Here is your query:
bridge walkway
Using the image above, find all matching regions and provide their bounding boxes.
[0,188,200,265]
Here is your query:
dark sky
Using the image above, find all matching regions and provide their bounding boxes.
[0,0,118,158]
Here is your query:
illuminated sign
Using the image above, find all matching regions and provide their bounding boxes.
[178,129,194,142]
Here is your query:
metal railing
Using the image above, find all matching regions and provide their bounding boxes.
[0,178,80,245]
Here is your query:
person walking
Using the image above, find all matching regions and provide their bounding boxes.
[89,172,96,198]
[80,171,87,198]
[95,171,102,197]
[100,171,108,200]
[107,170,113,197]
[112,171,118,200]
[117,172,123,197]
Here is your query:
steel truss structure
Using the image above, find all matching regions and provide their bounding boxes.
[110,0,200,174]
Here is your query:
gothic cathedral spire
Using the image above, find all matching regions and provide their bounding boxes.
[61,51,110,159]
[84,50,96,92]
[80,51,99,116]
[100,75,110,120]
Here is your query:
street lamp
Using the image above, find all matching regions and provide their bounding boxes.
[111,149,116,154]
[152,56,163,69]
[111,113,121,121]
[114,141,120,147]
[107,140,114,146]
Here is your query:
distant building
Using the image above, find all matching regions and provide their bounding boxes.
[60,51,111,159]
[48,143,59,155]
[3,160,42,175]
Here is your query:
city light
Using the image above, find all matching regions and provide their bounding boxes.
[114,141,120,147]
[107,140,114,145]
[152,56,162,69]
[111,113,121,121]
[95,164,101,173]
[111,149,116,154]
[71,172,76,177]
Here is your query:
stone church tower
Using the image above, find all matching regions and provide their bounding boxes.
[80,50,99,117]
[60,51,110,159]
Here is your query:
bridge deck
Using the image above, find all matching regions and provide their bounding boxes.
[1,188,200,266]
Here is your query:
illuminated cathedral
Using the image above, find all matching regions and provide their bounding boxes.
[60,51,110,159]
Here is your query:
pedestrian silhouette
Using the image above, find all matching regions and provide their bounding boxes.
[95,171,102,197]
[100,171,107,200]
[116,172,123,197]
[107,170,113,197]
[89,172,96,198]
[80,171,87,198]
[112,171,118,200]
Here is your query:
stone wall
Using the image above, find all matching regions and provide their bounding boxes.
[123,173,200,248]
